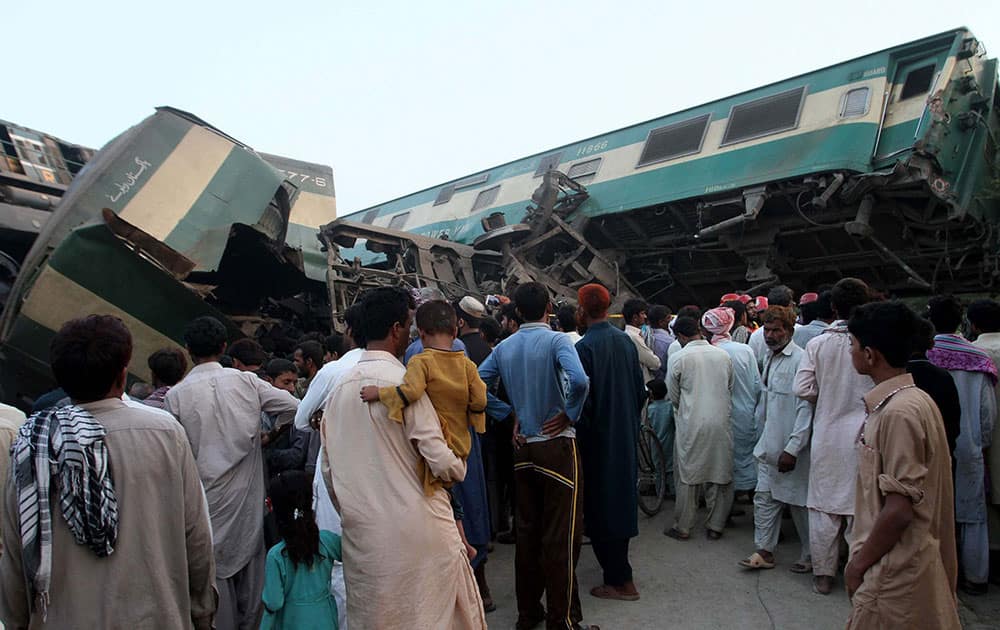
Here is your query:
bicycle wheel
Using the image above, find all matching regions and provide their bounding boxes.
[637,425,667,516]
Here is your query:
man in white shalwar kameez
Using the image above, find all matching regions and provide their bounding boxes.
[324,287,486,629]
[740,306,812,573]
[666,316,735,540]
[750,287,799,369]
[793,278,873,595]
[703,307,761,496]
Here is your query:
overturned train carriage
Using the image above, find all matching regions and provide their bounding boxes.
[0,107,337,405]
[346,28,1000,305]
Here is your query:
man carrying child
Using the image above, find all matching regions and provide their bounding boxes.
[324,287,486,628]
[360,299,487,561]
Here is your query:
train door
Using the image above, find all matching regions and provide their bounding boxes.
[873,50,948,160]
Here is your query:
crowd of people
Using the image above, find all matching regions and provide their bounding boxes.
[0,276,996,629]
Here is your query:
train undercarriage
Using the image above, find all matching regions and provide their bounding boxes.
[321,153,998,317]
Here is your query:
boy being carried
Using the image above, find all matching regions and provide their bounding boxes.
[361,300,487,560]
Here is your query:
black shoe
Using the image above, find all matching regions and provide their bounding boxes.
[515,613,545,630]
[960,579,989,596]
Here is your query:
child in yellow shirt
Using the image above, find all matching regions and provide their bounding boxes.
[361,299,487,559]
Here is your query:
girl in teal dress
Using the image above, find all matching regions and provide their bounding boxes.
[262,471,342,630]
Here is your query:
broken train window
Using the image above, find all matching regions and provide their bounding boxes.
[899,64,935,101]
[534,152,563,177]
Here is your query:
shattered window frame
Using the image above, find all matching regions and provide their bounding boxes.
[899,64,936,101]
[534,152,563,177]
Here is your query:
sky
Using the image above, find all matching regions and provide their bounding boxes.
[5,1,1000,215]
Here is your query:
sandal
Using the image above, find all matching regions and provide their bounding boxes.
[590,584,640,601]
[706,529,723,540]
[789,562,812,574]
[738,552,775,570]
[664,527,690,540]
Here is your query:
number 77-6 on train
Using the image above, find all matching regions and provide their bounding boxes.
[345,28,1000,305]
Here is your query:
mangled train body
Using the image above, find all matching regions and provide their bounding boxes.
[0,108,337,405]
[344,28,1000,305]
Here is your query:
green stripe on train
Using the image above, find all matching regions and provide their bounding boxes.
[161,146,285,270]
[46,224,235,340]
[286,221,327,281]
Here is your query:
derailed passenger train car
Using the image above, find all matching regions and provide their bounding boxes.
[346,28,1000,305]
[0,107,337,406]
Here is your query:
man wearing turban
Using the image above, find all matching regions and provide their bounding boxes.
[665,315,735,541]
[703,308,762,502]
[575,284,646,602]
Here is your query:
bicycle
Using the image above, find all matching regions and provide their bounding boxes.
[637,409,668,517]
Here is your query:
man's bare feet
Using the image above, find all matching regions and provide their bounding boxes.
[813,574,834,595]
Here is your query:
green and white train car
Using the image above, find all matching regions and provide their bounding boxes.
[346,28,1000,303]
[0,107,336,404]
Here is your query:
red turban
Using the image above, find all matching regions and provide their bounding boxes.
[720,293,740,305]
[799,292,819,306]
[702,307,735,345]
[738,294,752,304]
[578,283,611,318]
[755,296,769,311]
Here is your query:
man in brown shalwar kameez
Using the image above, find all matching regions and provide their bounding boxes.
[0,315,217,629]
[845,302,959,629]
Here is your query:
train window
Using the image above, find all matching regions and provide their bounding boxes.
[361,209,379,224]
[721,86,807,146]
[388,212,410,230]
[534,152,563,177]
[58,144,88,175]
[900,64,935,100]
[434,184,455,206]
[471,185,500,212]
[454,173,489,189]
[637,114,712,167]
[567,157,602,183]
[840,87,870,118]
